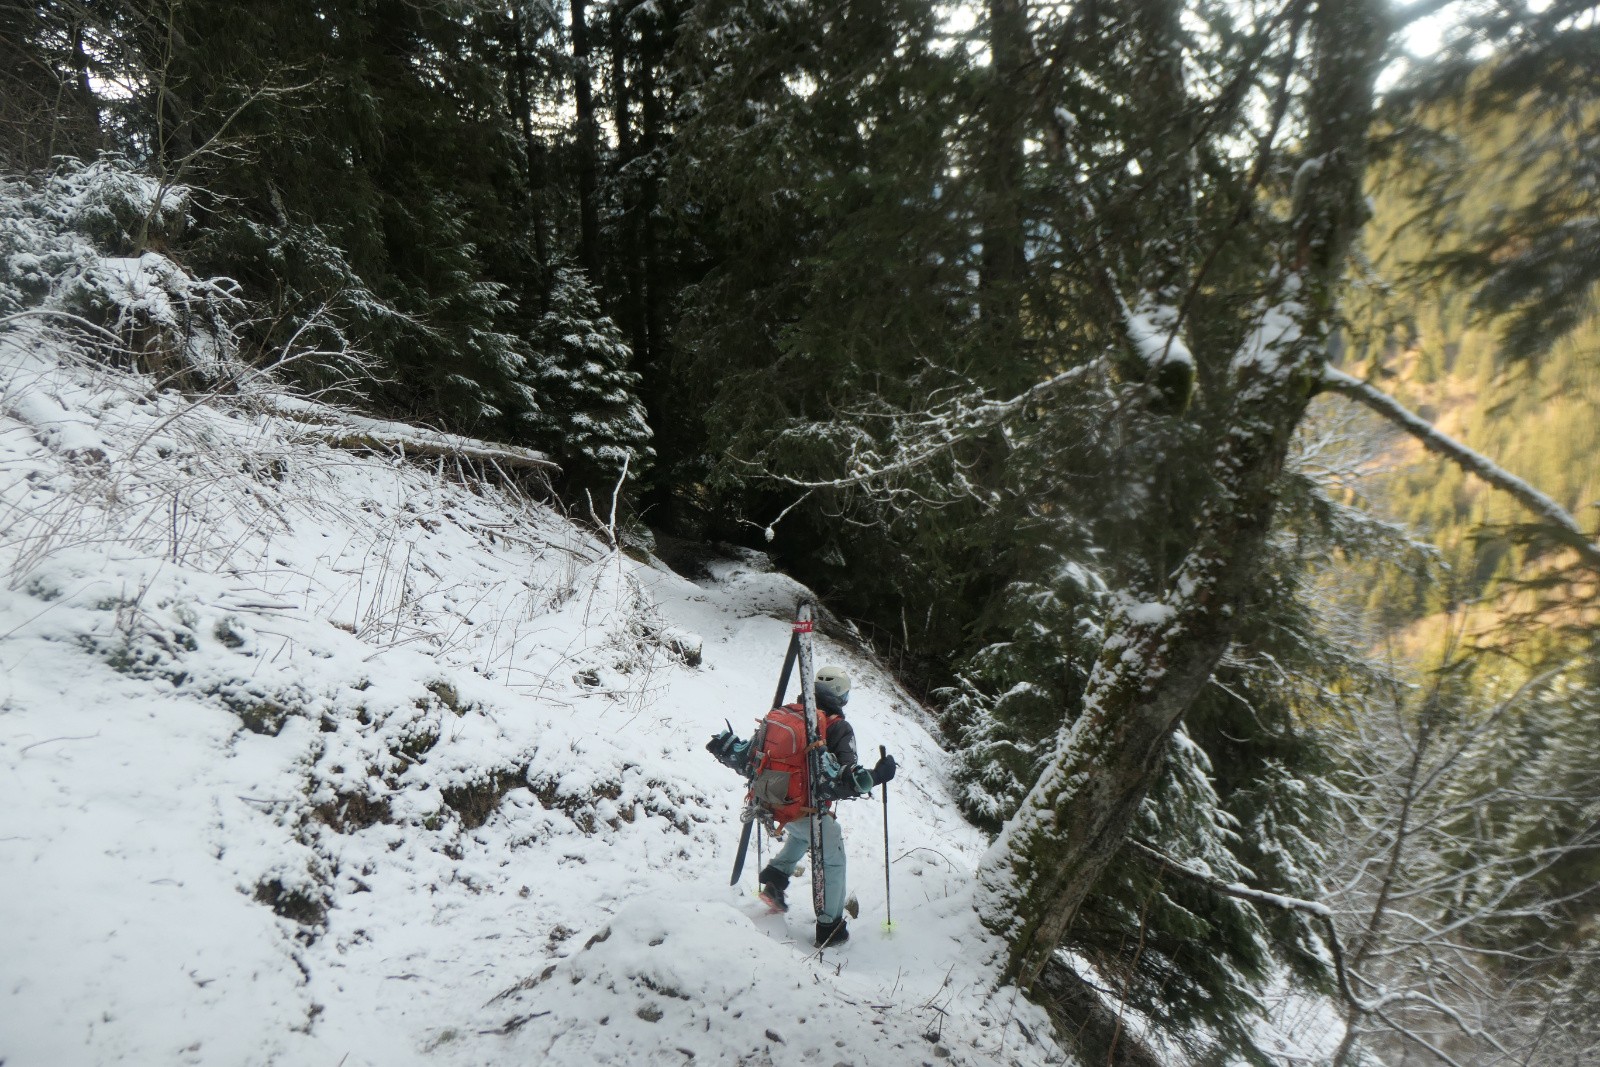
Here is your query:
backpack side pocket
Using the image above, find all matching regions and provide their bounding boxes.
[751,768,793,808]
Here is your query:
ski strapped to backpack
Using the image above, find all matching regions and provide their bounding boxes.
[792,601,827,918]
[728,607,803,886]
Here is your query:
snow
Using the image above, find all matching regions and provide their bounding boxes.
[1229,281,1305,379]
[0,335,1068,1066]
[95,254,189,328]
[5,385,107,458]
[1120,599,1177,628]
[1122,295,1195,372]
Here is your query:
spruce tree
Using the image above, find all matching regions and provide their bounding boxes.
[663,0,986,639]
[529,266,653,497]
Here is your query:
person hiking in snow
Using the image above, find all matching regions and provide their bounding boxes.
[707,665,896,947]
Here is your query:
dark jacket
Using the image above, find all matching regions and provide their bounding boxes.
[824,713,858,770]
[818,688,858,768]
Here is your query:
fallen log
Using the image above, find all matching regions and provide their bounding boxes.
[259,394,557,473]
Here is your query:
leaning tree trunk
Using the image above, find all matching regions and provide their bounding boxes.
[976,0,1393,992]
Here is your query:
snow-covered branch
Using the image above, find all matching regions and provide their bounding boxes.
[1129,839,1332,918]
[1321,366,1600,569]
[756,360,1104,495]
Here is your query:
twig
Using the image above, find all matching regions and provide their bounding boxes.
[19,732,100,755]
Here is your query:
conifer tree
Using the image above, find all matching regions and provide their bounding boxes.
[1419,0,1600,364]
[529,266,653,496]
[123,0,551,434]
[664,0,985,622]
[0,1,104,169]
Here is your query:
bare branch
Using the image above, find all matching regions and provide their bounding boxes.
[754,360,1104,493]
[1321,365,1600,569]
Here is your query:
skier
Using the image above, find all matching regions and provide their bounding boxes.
[707,665,896,947]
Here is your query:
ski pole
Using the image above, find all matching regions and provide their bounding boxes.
[880,744,892,929]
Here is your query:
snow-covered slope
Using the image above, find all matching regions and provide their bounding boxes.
[0,335,1065,1066]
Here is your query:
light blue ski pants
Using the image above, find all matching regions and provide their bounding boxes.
[769,813,846,923]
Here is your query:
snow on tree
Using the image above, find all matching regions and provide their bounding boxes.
[1,158,243,385]
[529,267,653,493]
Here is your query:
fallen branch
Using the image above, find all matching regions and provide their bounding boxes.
[258,395,557,474]
[1320,366,1600,570]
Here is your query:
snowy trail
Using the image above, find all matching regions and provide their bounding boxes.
[494,559,1047,1066]
[0,341,1065,1067]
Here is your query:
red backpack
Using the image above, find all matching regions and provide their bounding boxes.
[748,702,833,828]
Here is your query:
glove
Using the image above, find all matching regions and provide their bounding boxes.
[706,730,739,761]
[816,764,874,802]
[871,753,897,786]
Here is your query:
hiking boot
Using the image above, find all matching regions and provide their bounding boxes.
[814,918,849,947]
[758,865,789,912]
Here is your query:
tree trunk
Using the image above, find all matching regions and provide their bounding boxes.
[610,3,634,160]
[976,0,1028,361]
[976,0,1392,993]
[571,0,601,277]
[69,13,102,152]
[610,0,646,364]
[1130,0,1194,299]
[639,28,664,367]
[1034,959,1165,1067]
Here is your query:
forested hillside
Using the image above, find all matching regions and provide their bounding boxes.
[4,1,1599,1064]
[1345,86,1600,652]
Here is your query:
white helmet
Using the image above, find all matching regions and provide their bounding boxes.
[815,666,851,705]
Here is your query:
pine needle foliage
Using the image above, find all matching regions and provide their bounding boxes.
[529,266,654,494]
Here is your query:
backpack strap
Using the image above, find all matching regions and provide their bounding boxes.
[750,716,770,774]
